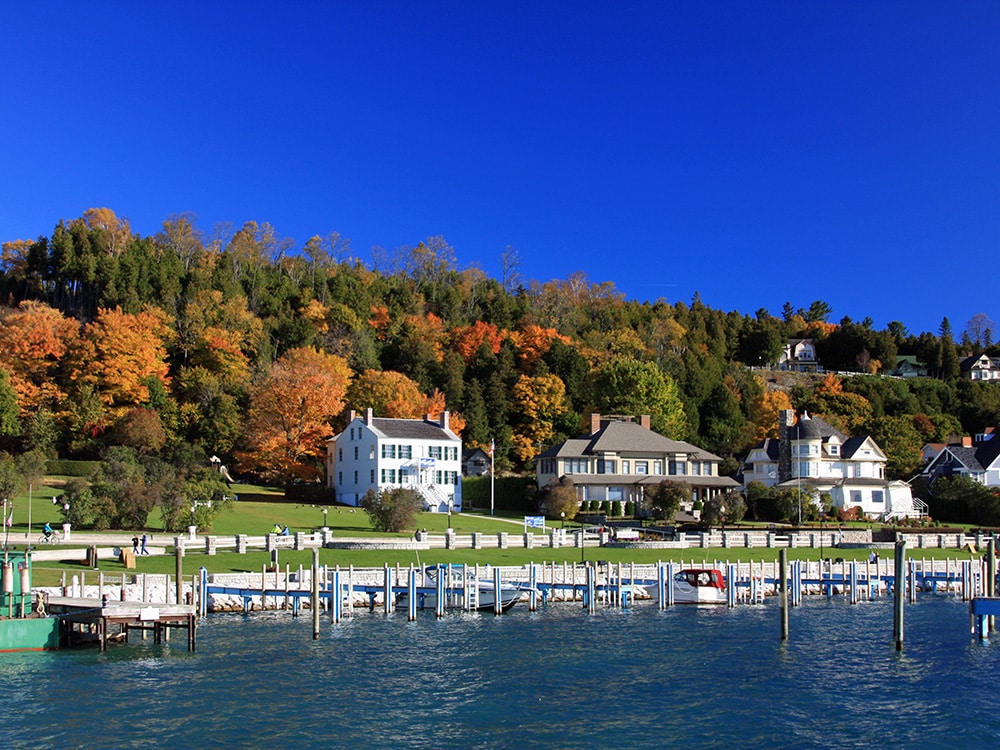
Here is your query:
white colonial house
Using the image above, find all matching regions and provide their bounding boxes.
[326,409,462,512]
[536,414,741,511]
[920,437,1000,489]
[742,410,924,520]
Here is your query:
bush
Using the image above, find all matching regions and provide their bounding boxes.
[624,500,635,518]
[611,500,623,518]
[361,487,423,532]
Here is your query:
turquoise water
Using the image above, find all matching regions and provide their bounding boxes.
[2,596,999,749]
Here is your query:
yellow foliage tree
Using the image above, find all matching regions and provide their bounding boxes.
[510,374,568,462]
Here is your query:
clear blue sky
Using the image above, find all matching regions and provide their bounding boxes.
[3,2,998,337]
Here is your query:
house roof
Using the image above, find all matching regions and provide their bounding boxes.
[564,474,740,489]
[331,416,459,442]
[541,419,723,462]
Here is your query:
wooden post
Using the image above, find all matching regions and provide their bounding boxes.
[175,545,184,606]
[779,548,789,641]
[311,547,320,640]
[988,539,996,634]
[893,539,905,651]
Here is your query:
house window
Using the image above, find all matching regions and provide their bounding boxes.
[850,490,862,505]
[703,462,713,476]
[652,461,663,475]
[353,471,358,484]
[382,444,396,459]
[872,490,884,504]
[622,461,630,474]
[669,459,686,475]
[691,462,701,476]
[446,446,458,460]
[350,428,354,440]
[608,486,624,502]
[635,461,649,474]
[399,445,412,459]
[338,472,342,485]
[597,459,616,474]
[338,448,343,461]
[829,445,839,456]
[370,445,375,459]
[381,469,397,483]
[565,459,587,473]
[370,470,375,483]
[429,446,442,459]
[354,446,358,460]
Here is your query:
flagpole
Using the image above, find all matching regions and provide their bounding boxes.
[490,439,495,516]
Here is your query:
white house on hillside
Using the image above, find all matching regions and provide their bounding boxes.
[920,438,1000,489]
[326,409,462,511]
[742,410,924,520]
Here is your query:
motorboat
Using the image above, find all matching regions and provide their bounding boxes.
[397,564,523,613]
[646,568,727,605]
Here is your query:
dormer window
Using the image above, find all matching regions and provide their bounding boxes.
[829,445,839,456]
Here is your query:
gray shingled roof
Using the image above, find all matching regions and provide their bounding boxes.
[367,417,459,441]
[571,420,723,461]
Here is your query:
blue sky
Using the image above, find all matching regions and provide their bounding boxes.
[3,2,998,336]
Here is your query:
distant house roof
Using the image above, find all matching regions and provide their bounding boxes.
[539,419,723,462]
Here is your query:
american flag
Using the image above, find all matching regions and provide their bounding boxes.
[488,439,494,456]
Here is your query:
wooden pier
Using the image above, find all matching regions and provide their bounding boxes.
[45,595,196,652]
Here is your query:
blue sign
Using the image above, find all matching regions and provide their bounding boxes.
[524,516,545,529]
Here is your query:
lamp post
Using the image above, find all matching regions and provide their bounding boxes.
[322,506,328,528]
[720,504,726,534]
[448,499,453,530]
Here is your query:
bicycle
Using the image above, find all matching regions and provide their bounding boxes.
[37,531,63,545]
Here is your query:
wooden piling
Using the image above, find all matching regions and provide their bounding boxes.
[893,539,905,651]
[987,539,996,635]
[779,548,789,641]
[175,545,184,606]
[311,547,320,639]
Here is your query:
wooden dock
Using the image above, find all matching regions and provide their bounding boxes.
[44,596,196,651]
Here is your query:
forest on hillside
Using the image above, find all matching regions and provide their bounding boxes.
[2,208,1000,492]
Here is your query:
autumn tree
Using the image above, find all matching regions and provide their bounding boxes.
[68,306,172,414]
[510,374,569,462]
[237,347,351,483]
[541,476,579,520]
[347,370,427,419]
[0,301,79,413]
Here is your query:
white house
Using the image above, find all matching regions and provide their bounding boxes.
[326,409,462,511]
[960,354,1000,381]
[742,410,923,520]
[921,438,1000,489]
[536,414,740,511]
[778,339,822,373]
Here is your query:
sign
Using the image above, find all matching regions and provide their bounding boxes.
[139,607,161,621]
[419,457,436,468]
[524,516,546,530]
[615,528,640,541]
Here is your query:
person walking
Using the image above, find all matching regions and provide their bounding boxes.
[140,533,149,555]
[132,535,139,554]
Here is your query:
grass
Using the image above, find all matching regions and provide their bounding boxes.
[4,478,986,586]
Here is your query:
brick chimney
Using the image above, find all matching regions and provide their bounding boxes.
[440,411,450,431]
[639,415,651,429]
[778,409,795,483]
[590,413,602,435]
[365,407,373,425]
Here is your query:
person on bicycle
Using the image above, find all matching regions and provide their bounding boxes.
[43,522,53,540]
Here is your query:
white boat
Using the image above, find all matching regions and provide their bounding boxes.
[646,568,728,605]
[397,565,523,613]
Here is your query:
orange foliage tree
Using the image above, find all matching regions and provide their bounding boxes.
[744,387,794,444]
[0,301,79,414]
[69,306,172,413]
[237,347,351,482]
[509,324,570,369]
[347,370,427,418]
[450,321,505,361]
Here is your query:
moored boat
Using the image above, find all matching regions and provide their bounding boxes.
[646,568,727,605]
[397,564,523,613]
[1,550,60,651]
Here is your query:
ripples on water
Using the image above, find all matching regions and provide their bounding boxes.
[3,596,1000,749]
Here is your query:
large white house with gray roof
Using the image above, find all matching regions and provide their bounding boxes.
[536,414,740,510]
[326,409,463,511]
[742,410,924,520]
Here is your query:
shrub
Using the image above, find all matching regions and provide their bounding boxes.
[611,500,623,518]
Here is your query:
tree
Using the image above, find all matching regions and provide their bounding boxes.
[346,370,426,419]
[158,467,232,532]
[361,487,424,532]
[703,490,746,526]
[0,369,19,439]
[237,347,351,483]
[589,357,688,439]
[0,301,79,413]
[106,407,168,454]
[965,313,996,349]
[646,480,690,522]
[541,477,579,520]
[88,447,159,529]
[0,451,23,505]
[510,374,568,463]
